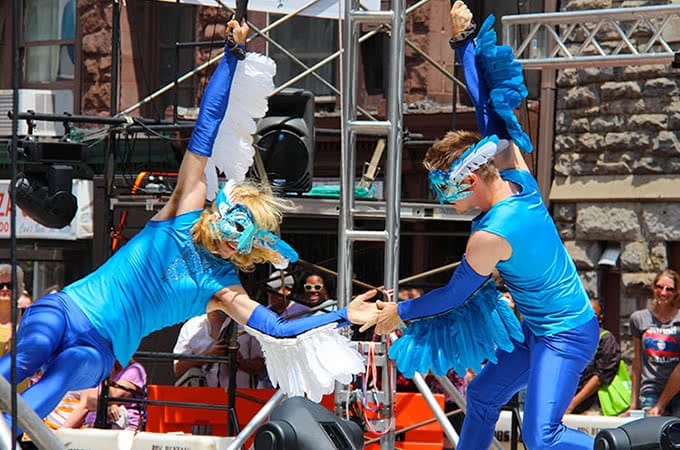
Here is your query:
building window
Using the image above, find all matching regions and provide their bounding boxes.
[157,3,197,120]
[22,0,75,85]
[269,15,338,97]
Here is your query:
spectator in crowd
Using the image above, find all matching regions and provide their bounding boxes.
[630,269,680,416]
[0,264,24,357]
[298,270,336,314]
[173,310,266,389]
[266,270,310,319]
[566,299,622,415]
[54,359,147,430]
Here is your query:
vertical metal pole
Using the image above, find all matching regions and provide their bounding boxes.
[104,0,121,258]
[9,0,20,445]
[379,0,405,447]
[338,0,358,311]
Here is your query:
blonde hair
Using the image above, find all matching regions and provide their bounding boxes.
[191,181,293,272]
[423,130,499,183]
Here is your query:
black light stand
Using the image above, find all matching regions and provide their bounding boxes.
[503,393,525,450]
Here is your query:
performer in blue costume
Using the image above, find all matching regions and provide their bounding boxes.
[365,3,599,449]
[0,21,374,430]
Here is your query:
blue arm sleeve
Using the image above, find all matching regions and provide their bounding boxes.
[397,256,490,321]
[186,46,240,157]
[246,304,351,338]
[456,37,491,136]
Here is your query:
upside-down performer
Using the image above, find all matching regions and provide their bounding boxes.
[0,21,374,432]
[366,2,599,449]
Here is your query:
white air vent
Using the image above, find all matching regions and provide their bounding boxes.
[0,89,74,137]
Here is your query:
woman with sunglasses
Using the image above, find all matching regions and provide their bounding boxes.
[630,268,680,416]
[299,271,336,314]
[0,20,375,433]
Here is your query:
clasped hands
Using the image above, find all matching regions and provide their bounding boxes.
[347,289,404,335]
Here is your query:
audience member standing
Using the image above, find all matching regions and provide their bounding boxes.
[266,270,310,319]
[630,269,680,416]
[173,310,265,389]
[0,264,24,356]
[566,299,622,415]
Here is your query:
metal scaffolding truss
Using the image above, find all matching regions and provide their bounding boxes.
[502,4,680,70]
[122,0,464,117]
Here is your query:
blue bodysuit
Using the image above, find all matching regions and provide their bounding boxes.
[394,18,599,450]
[454,21,598,450]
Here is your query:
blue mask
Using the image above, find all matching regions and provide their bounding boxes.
[211,199,258,254]
[428,135,503,204]
[210,183,299,265]
[429,170,472,204]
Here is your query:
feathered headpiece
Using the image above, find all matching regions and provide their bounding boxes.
[429,135,508,203]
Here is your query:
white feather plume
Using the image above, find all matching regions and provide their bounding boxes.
[449,137,509,184]
[205,52,277,200]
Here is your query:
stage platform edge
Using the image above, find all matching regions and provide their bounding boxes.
[54,428,236,450]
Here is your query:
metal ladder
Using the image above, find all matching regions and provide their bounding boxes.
[337,0,403,447]
[337,0,464,448]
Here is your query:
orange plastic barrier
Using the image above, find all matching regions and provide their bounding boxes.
[365,392,446,450]
[146,385,443,449]
[146,385,334,436]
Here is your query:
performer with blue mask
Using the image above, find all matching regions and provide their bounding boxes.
[364,2,599,449]
[0,20,375,432]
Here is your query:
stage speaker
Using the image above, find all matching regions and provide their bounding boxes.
[255,89,314,193]
[594,416,680,450]
[254,396,363,450]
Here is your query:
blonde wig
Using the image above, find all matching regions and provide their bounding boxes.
[192,181,293,272]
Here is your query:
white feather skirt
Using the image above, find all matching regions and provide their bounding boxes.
[245,324,365,402]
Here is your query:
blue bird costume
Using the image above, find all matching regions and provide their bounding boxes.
[388,15,598,450]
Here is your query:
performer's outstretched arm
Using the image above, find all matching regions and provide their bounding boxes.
[155,20,247,220]
[368,230,511,334]
[211,285,379,337]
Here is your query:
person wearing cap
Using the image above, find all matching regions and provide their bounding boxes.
[366,3,598,449]
[266,270,310,319]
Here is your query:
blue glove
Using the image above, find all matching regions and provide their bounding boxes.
[246,304,351,338]
[186,46,241,157]
[398,256,489,321]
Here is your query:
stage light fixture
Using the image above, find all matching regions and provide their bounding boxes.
[254,397,363,450]
[594,416,680,450]
[12,140,87,229]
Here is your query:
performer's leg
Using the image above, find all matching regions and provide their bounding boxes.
[21,345,112,420]
[457,329,531,450]
[0,295,67,384]
[521,316,599,450]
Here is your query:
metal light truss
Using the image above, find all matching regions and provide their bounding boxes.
[502,4,680,70]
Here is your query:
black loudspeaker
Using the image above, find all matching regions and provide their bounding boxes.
[255,89,314,193]
[594,417,680,450]
[254,397,364,450]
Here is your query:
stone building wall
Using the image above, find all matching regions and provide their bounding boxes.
[553,0,680,356]
[80,0,113,116]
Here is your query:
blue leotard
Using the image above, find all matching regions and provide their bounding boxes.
[471,169,593,335]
